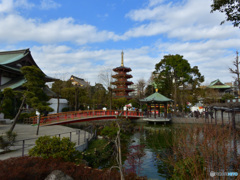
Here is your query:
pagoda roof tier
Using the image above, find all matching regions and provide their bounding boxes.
[112,74,133,79]
[112,88,134,92]
[111,81,133,85]
[113,66,132,72]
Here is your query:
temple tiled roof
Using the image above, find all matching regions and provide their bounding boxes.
[0,78,26,91]
[0,49,29,65]
[0,48,56,90]
[207,79,231,89]
[70,75,89,87]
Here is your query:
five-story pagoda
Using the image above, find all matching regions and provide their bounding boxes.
[111,51,134,99]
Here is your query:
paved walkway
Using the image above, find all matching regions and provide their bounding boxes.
[0,124,90,160]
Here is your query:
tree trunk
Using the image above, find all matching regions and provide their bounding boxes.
[57,95,60,113]
[9,96,26,132]
[116,123,124,180]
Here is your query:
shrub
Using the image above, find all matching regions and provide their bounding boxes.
[0,131,17,151]
[61,107,69,112]
[100,125,118,139]
[0,157,144,180]
[29,136,81,162]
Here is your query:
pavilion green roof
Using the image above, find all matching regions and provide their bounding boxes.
[140,91,173,103]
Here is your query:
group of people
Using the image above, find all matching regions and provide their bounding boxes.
[189,110,214,119]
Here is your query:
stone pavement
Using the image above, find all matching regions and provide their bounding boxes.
[0,124,90,160]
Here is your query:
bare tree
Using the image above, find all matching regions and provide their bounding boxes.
[110,122,124,180]
[229,51,240,96]
[98,67,114,110]
[98,67,113,89]
[136,78,146,98]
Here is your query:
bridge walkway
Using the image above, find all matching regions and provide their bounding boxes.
[28,110,143,126]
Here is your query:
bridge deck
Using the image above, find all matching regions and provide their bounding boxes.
[29,110,143,126]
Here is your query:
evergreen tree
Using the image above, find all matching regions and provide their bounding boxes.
[10,66,53,132]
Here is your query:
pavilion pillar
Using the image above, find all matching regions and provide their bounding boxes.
[146,104,149,118]
[154,103,156,118]
[164,103,167,118]
[158,104,160,117]
[150,104,152,118]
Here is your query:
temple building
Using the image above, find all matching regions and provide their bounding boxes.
[0,49,68,115]
[111,51,134,99]
[70,75,89,87]
[0,49,55,91]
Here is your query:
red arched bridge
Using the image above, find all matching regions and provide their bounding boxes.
[29,110,143,126]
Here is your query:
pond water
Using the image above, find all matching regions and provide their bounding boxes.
[67,122,240,179]
[124,123,240,179]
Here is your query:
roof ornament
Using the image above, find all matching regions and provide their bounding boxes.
[121,50,124,67]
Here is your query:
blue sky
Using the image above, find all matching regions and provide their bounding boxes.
[0,0,240,86]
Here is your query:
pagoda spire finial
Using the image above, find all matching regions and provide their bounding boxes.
[121,50,124,67]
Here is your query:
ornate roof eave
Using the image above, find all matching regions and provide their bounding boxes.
[0,78,26,91]
[111,81,133,85]
[0,64,22,75]
[206,86,231,89]
[113,88,134,92]
[112,74,133,78]
[140,92,173,103]
[113,66,132,72]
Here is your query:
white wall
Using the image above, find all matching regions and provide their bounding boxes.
[48,98,68,114]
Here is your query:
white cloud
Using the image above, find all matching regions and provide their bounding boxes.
[40,0,61,10]
[0,0,14,13]
[30,45,158,85]
[123,0,233,41]
[15,0,35,9]
[0,0,35,14]
[148,0,165,7]
[0,14,119,44]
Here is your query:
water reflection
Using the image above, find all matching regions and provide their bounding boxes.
[124,124,240,179]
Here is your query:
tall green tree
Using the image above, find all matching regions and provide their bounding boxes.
[92,83,107,109]
[10,66,53,132]
[0,88,16,119]
[211,0,240,28]
[154,54,204,113]
[112,98,128,110]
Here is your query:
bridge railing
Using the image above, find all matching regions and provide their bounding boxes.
[29,110,143,125]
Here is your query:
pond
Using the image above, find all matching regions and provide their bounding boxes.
[124,123,240,179]
[67,122,240,179]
